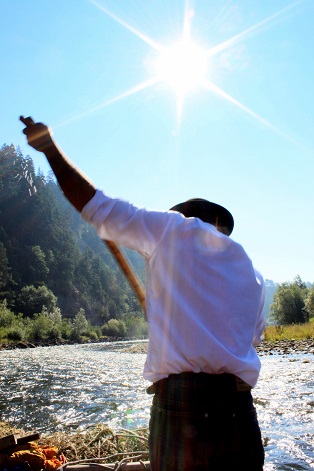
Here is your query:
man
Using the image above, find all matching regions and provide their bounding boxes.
[21,116,265,470]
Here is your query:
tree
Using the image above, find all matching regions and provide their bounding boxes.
[270,277,308,325]
[20,245,50,286]
[305,288,314,319]
[72,308,88,339]
[15,285,58,317]
[123,313,148,338]
[293,274,307,290]
[102,318,127,338]
[0,241,14,297]
[27,311,54,341]
[0,144,37,198]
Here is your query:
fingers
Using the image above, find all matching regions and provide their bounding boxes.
[20,116,35,127]
[20,117,53,152]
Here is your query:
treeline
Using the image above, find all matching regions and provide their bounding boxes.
[0,300,147,343]
[0,143,147,342]
[268,275,314,325]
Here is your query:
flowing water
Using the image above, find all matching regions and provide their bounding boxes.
[0,342,313,470]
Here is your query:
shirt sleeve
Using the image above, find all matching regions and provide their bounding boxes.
[81,189,172,258]
[252,270,266,347]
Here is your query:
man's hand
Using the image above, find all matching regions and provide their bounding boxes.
[20,116,54,152]
[19,114,96,211]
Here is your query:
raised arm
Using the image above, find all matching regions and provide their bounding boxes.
[20,116,96,212]
[20,116,146,311]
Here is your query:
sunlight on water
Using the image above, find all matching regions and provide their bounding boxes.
[255,354,314,470]
[0,343,151,432]
[0,343,313,470]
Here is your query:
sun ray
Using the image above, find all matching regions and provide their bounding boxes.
[56,0,307,150]
[182,0,193,42]
[202,79,308,148]
[175,92,185,129]
[206,0,302,58]
[56,77,159,129]
[89,0,162,51]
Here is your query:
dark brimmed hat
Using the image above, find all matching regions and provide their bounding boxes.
[169,198,234,236]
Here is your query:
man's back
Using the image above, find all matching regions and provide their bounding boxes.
[81,190,265,386]
[143,213,265,386]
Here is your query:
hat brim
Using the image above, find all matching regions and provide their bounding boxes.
[170,198,234,236]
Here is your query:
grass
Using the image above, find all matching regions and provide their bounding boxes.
[264,320,314,341]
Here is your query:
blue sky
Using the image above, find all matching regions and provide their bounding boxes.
[2,0,314,283]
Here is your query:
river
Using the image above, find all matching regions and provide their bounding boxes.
[0,342,313,470]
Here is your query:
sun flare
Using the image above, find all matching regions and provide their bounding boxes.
[60,0,303,145]
[154,40,209,97]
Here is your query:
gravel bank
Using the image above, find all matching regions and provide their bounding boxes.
[123,339,314,355]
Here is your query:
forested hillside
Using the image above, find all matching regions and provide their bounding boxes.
[0,143,145,328]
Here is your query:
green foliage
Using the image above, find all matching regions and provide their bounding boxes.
[71,308,89,341]
[26,311,54,341]
[7,328,24,341]
[86,330,99,341]
[28,245,50,284]
[0,242,14,296]
[15,285,58,317]
[123,313,148,338]
[0,300,16,327]
[0,300,101,344]
[305,288,314,318]
[60,318,72,340]
[270,276,309,325]
[0,301,26,340]
[102,318,127,338]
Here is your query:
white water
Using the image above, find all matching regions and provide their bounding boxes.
[0,342,313,470]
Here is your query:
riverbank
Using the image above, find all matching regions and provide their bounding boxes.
[1,338,314,355]
[0,337,139,351]
[256,338,314,355]
[122,339,314,355]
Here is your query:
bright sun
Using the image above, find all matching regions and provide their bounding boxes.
[154,40,209,97]
[63,0,297,143]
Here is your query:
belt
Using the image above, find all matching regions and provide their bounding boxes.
[235,375,252,392]
[147,372,252,395]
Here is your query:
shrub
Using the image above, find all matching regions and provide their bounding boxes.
[0,300,16,327]
[88,331,98,341]
[102,318,127,338]
[7,328,23,341]
[47,326,61,341]
[27,312,54,341]
[60,319,72,339]
[124,314,148,338]
[72,308,88,335]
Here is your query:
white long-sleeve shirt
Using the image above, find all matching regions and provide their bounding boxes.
[82,190,265,387]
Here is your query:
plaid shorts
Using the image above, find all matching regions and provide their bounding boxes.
[148,373,264,471]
